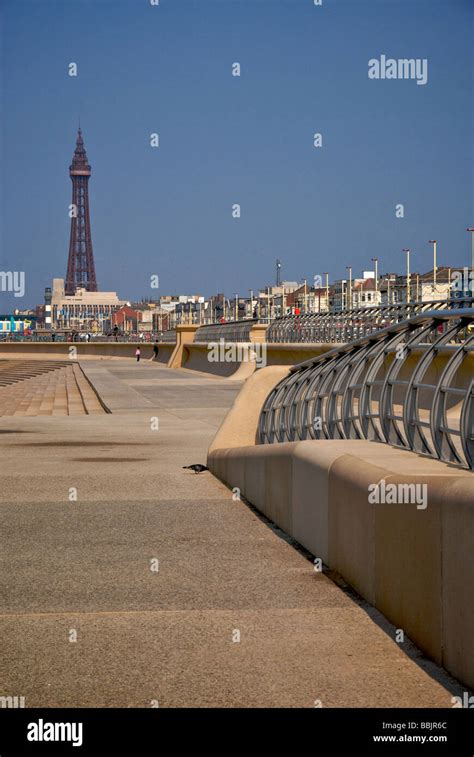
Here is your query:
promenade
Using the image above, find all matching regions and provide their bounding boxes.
[0,359,465,707]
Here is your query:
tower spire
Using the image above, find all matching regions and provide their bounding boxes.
[65,128,98,295]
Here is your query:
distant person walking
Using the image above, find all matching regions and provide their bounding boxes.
[153,342,159,360]
[135,347,141,362]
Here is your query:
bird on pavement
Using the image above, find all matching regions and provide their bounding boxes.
[182,464,209,474]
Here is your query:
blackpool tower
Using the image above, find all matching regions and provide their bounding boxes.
[65,128,98,295]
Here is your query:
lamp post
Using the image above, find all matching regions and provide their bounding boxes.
[467,228,474,273]
[371,257,379,301]
[428,240,437,292]
[323,272,329,312]
[346,266,352,310]
[403,249,411,303]
[276,259,281,286]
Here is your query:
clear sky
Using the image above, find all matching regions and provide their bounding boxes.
[0,0,472,310]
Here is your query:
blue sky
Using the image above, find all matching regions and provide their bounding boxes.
[0,0,472,309]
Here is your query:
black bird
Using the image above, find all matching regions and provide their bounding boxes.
[183,464,209,474]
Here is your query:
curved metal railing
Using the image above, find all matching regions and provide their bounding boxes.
[258,309,474,470]
[266,298,474,344]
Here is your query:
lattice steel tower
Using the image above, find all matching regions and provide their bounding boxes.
[65,128,98,295]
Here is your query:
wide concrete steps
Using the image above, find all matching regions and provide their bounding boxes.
[0,360,105,417]
[0,359,70,387]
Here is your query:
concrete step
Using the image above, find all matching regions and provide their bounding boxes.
[0,360,104,417]
[72,364,104,414]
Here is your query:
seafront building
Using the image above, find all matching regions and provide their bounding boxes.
[46,278,127,332]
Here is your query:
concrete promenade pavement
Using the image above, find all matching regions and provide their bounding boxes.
[0,359,465,707]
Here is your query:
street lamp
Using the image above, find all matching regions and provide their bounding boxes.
[371,257,379,306]
[371,257,379,292]
[323,272,329,311]
[467,228,474,272]
[428,240,437,291]
[403,249,411,303]
[346,266,352,309]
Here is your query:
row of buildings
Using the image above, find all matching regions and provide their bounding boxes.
[4,264,464,336]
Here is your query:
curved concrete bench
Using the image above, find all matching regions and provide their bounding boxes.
[180,343,258,379]
[207,366,474,691]
[265,343,336,366]
[175,344,335,378]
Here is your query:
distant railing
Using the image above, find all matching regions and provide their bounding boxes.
[157,330,177,343]
[259,309,474,470]
[266,298,474,344]
[194,319,258,343]
[0,333,66,342]
[0,332,168,343]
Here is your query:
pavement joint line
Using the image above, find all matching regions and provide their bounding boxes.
[0,607,330,619]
